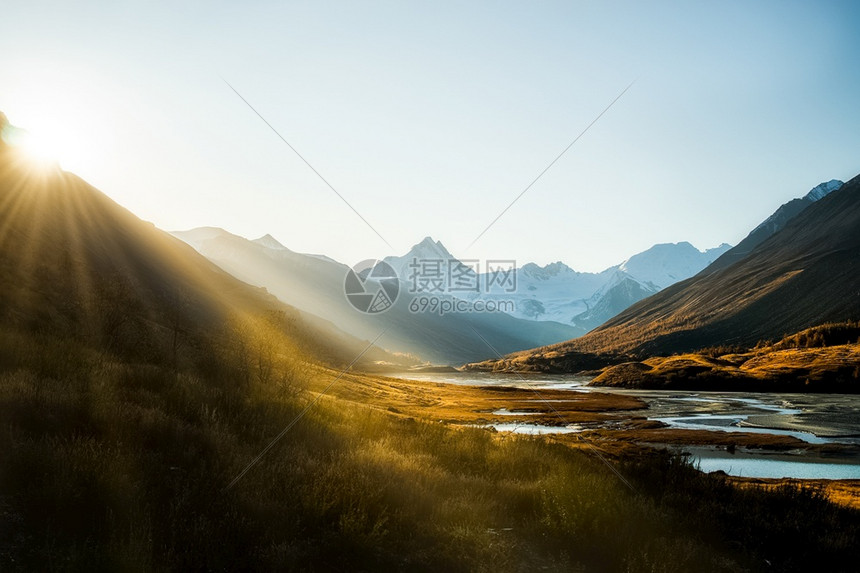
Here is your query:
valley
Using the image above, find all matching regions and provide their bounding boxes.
[2,39,860,569]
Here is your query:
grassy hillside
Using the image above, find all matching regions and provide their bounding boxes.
[590,322,860,391]
[471,321,860,393]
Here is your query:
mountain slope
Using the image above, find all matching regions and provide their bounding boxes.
[173,230,583,364]
[468,174,860,370]
[587,176,860,354]
[708,179,842,271]
[570,276,657,332]
[0,119,402,370]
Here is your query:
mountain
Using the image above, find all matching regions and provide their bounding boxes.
[186,231,727,364]
[567,242,732,330]
[615,242,732,290]
[708,179,842,271]
[804,178,844,201]
[448,242,731,329]
[383,236,458,280]
[454,260,610,322]
[0,114,405,371]
[468,175,860,371]
[570,275,657,332]
[172,229,729,365]
[173,230,582,364]
[253,233,289,250]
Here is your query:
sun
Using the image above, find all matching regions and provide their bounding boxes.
[1,121,62,171]
[16,130,61,168]
[1,110,104,176]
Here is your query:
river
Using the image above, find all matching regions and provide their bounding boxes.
[394,371,860,480]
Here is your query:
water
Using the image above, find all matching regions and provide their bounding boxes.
[402,371,593,391]
[688,448,860,479]
[652,414,834,444]
[696,458,860,479]
[484,422,583,435]
[395,371,860,479]
[491,408,534,416]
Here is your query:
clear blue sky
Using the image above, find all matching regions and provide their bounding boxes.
[2,1,859,271]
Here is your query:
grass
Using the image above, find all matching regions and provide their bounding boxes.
[2,320,860,572]
[767,321,860,350]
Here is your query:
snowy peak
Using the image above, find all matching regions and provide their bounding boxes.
[172,226,230,250]
[751,179,845,237]
[444,239,732,331]
[520,261,575,280]
[253,234,288,250]
[803,179,843,202]
[383,236,459,279]
[619,242,699,269]
[410,236,454,261]
[616,242,732,290]
[706,243,732,256]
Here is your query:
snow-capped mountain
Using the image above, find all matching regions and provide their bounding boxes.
[614,242,732,290]
[383,236,459,280]
[386,237,732,331]
[752,179,843,237]
[495,262,614,321]
[475,242,730,328]
[803,179,843,201]
[571,275,656,332]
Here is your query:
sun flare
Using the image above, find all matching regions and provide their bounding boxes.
[1,121,63,171]
[1,108,105,176]
[16,130,61,168]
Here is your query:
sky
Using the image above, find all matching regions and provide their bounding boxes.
[2,1,859,271]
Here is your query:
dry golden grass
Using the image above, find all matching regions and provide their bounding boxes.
[728,478,860,511]
[304,366,646,427]
[590,341,860,392]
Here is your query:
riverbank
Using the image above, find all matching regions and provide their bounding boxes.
[374,370,860,503]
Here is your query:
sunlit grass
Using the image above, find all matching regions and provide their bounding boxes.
[2,322,859,571]
[589,322,860,391]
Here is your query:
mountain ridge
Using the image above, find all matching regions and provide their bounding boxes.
[444,240,731,328]
[465,174,860,373]
[708,179,843,272]
[0,128,406,371]
[173,228,582,364]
